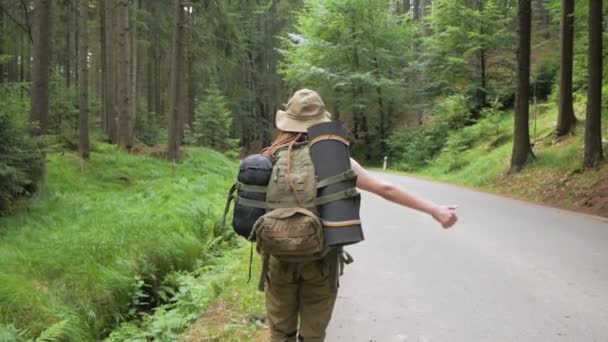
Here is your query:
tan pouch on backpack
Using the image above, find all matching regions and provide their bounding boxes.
[253,207,326,261]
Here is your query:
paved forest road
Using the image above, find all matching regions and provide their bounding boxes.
[326,172,608,342]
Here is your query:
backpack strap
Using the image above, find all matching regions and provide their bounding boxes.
[315,188,359,206]
[316,169,356,189]
[237,182,267,193]
[338,248,354,276]
[221,182,238,232]
[258,253,270,292]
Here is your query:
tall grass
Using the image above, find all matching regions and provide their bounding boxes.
[0,144,237,340]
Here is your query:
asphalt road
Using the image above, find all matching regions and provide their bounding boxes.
[326,172,608,342]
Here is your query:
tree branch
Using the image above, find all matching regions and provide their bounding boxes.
[0,4,32,43]
[18,0,33,43]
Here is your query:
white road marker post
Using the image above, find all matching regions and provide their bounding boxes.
[383,156,388,170]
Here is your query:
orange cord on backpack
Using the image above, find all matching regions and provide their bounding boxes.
[286,133,304,207]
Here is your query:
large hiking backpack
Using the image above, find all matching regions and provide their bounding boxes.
[253,143,328,262]
[224,121,364,264]
[224,141,359,261]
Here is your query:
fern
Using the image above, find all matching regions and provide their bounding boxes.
[34,318,70,342]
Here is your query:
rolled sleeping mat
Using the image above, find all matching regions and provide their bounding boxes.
[308,120,364,247]
[233,154,273,240]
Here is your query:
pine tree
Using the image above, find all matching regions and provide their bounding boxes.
[30,0,52,135]
[78,0,89,159]
[510,0,534,172]
[583,0,603,168]
[167,0,185,161]
[193,87,233,150]
[116,0,131,150]
[556,0,576,136]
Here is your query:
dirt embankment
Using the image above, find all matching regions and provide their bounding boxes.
[493,163,608,218]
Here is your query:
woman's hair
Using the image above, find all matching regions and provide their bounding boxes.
[260,131,307,157]
[260,131,308,205]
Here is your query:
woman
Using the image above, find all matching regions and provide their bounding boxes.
[261,89,458,342]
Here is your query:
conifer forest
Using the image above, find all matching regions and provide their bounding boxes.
[0,0,606,340]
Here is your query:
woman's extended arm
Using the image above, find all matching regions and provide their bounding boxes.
[350,158,457,229]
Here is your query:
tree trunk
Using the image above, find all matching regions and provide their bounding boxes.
[129,0,137,146]
[105,0,117,142]
[556,0,576,136]
[413,0,419,20]
[29,0,52,136]
[78,0,89,159]
[117,0,131,150]
[479,47,487,109]
[187,49,196,129]
[403,0,410,13]
[64,2,71,88]
[510,0,534,172]
[74,4,79,86]
[0,7,4,83]
[167,0,185,161]
[583,0,603,168]
[99,0,107,133]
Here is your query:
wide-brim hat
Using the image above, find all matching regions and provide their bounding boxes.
[276,89,332,133]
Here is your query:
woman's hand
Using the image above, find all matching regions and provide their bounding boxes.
[431,205,458,229]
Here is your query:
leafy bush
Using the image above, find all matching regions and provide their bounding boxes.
[192,87,234,151]
[434,129,476,172]
[532,58,558,102]
[0,92,45,215]
[476,101,507,145]
[430,95,471,129]
[135,103,161,146]
[48,70,79,149]
[388,96,471,170]
[388,125,448,171]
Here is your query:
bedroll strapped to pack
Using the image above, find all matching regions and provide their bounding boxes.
[308,121,364,247]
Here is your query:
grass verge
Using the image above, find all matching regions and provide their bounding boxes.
[0,144,237,340]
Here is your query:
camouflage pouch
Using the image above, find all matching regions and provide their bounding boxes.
[253,207,327,262]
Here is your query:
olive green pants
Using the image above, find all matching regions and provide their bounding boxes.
[265,253,340,342]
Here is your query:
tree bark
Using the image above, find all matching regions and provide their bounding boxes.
[402,0,410,13]
[99,0,107,132]
[510,0,534,172]
[105,0,118,142]
[0,7,4,83]
[413,0,419,20]
[129,0,137,146]
[65,1,71,89]
[556,0,576,136]
[116,0,131,150]
[583,0,603,168]
[78,0,89,159]
[29,0,52,136]
[167,0,185,161]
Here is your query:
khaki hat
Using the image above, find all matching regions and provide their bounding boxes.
[276,89,332,133]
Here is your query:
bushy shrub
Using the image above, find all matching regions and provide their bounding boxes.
[532,59,558,101]
[387,96,471,170]
[477,101,506,142]
[0,100,45,215]
[48,70,79,149]
[434,128,476,172]
[192,87,237,153]
[430,95,471,129]
[135,103,161,146]
[387,124,449,171]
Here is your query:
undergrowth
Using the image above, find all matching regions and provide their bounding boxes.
[388,99,607,216]
[108,244,265,341]
[0,144,237,340]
